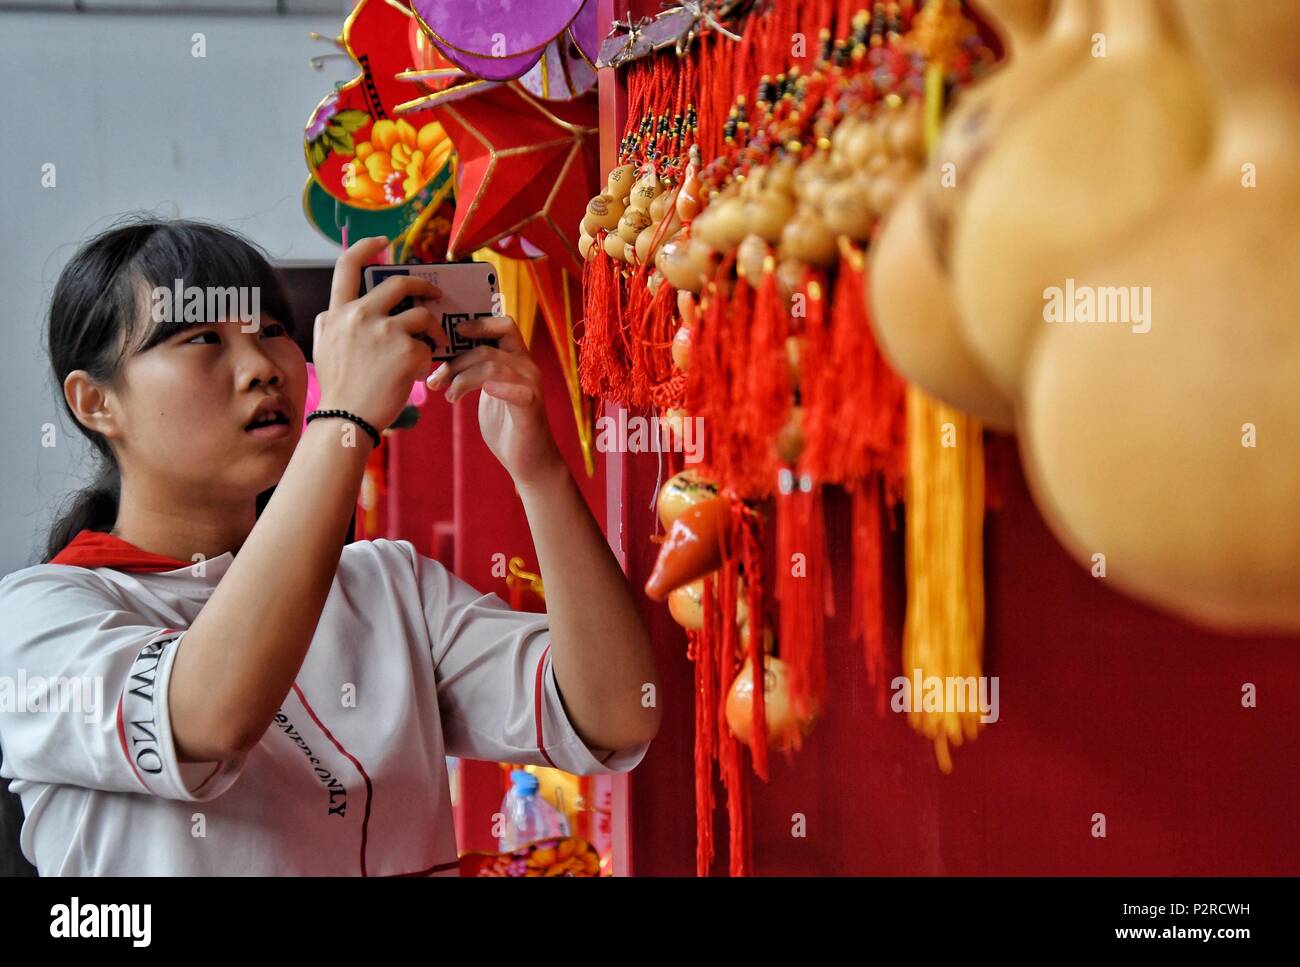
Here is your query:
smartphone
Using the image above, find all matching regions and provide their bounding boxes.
[360,261,501,362]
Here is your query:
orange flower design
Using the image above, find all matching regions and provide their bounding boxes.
[344,119,451,208]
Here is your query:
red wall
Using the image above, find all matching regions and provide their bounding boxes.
[620,437,1300,875]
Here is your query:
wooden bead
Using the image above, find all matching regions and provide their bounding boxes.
[888,100,925,163]
[583,193,624,234]
[785,335,804,391]
[617,207,651,244]
[779,209,837,267]
[676,172,703,221]
[605,164,635,201]
[603,229,630,261]
[656,239,704,292]
[775,258,805,303]
[775,405,805,463]
[687,236,717,279]
[822,176,877,241]
[629,169,663,212]
[671,323,692,371]
[747,189,795,244]
[657,469,719,529]
[736,233,771,284]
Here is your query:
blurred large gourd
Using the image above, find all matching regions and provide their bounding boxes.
[1019,0,1300,632]
[869,0,1095,432]
[926,0,1093,259]
[951,0,1213,397]
[871,186,1017,429]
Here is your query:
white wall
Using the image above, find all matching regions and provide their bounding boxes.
[0,8,355,573]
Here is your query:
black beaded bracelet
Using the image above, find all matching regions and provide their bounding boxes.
[305,408,382,449]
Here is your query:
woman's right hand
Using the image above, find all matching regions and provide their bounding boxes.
[311,235,442,434]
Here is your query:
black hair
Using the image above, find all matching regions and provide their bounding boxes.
[42,216,295,563]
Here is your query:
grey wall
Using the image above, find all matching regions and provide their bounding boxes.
[0,7,355,574]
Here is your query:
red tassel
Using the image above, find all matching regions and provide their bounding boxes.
[745,262,788,419]
[718,542,740,739]
[733,501,768,781]
[693,574,719,877]
[719,721,748,876]
[579,243,632,402]
[788,253,902,715]
[706,273,753,494]
[685,253,739,483]
[776,475,809,724]
[773,268,825,727]
[715,516,752,876]
[850,474,888,716]
[630,275,678,408]
[650,370,687,411]
[620,274,650,408]
[859,261,908,499]
[794,267,830,475]
[769,474,831,750]
[738,260,791,487]
[798,248,907,488]
[805,482,831,729]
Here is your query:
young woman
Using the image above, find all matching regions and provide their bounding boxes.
[0,219,659,876]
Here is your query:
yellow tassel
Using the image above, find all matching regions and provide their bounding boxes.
[895,60,988,773]
[902,386,985,773]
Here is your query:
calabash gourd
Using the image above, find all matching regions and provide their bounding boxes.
[869,0,1091,431]
[1018,0,1300,632]
[951,0,1213,397]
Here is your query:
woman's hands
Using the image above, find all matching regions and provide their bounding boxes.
[425,314,565,490]
[314,237,562,487]
[312,236,442,434]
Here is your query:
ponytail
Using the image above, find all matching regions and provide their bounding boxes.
[43,461,120,564]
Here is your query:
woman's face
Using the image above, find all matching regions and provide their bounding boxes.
[110,312,308,504]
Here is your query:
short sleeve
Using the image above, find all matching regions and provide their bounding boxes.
[402,543,650,776]
[0,568,247,801]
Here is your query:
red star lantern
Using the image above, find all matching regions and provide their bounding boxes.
[431,82,597,277]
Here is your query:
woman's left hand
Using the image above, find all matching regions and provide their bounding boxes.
[425,315,564,489]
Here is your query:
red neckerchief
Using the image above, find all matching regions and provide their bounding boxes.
[49,529,192,573]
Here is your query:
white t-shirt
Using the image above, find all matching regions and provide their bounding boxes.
[0,538,649,875]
